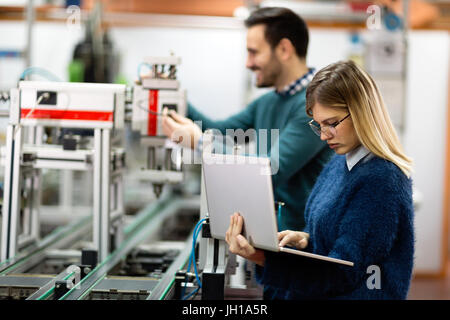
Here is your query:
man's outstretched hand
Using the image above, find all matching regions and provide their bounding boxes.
[161,108,202,149]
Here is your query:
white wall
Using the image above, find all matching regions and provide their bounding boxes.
[109,25,248,119]
[0,21,248,120]
[0,21,84,89]
[403,31,449,274]
[309,29,353,70]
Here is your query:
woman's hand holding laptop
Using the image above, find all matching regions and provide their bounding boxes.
[225,212,266,266]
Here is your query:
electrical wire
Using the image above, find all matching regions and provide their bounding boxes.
[181,218,206,300]
[181,221,200,298]
[190,284,201,300]
[13,67,61,134]
[184,286,200,300]
[191,221,204,287]
[19,67,62,82]
[13,92,51,136]
[182,219,204,299]
[135,99,166,116]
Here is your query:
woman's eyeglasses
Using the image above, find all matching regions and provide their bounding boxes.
[308,113,351,137]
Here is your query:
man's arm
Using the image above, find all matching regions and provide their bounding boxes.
[162,102,256,150]
[187,102,255,135]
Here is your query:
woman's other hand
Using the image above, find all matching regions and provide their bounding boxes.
[278,230,309,249]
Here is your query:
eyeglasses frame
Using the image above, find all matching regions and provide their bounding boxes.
[308,113,351,137]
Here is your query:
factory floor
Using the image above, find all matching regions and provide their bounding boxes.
[407,260,450,300]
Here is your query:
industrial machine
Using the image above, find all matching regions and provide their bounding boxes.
[131,55,187,198]
[0,57,199,300]
[1,80,127,263]
[0,56,260,301]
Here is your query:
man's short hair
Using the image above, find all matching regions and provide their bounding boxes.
[244,7,309,59]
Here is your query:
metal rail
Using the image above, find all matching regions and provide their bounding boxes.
[59,195,178,300]
[147,236,192,300]
[0,191,199,300]
[0,215,91,275]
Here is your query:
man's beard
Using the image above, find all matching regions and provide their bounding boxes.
[254,54,282,88]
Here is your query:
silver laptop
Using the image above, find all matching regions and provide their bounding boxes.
[202,153,353,267]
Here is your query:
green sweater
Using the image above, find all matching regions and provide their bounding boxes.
[188,89,333,231]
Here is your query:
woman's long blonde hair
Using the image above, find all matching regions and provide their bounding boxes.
[306,60,413,177]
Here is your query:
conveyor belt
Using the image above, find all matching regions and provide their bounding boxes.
[24,194,172,300]
[23,195,172,300]
[27,269,76,300]
[0,192,199,300]
[147,238,192,300]
[59,195,196,300]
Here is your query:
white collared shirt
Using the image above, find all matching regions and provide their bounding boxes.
[345,144,374,171]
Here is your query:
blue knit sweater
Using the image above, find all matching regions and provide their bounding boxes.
[256,154,415,299]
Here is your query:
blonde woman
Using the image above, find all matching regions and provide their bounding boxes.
[225,60,415,299]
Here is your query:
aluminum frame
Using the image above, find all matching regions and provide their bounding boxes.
[1,82,126,263]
